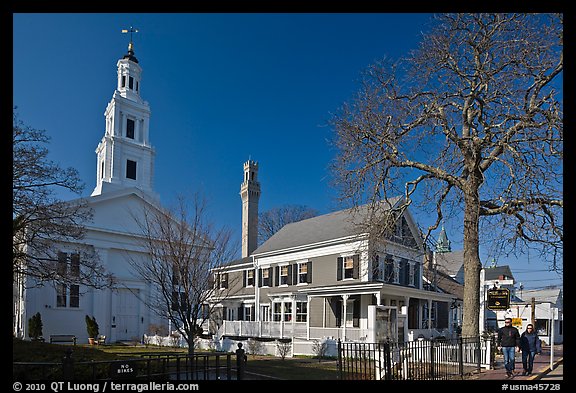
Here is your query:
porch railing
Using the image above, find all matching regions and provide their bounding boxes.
[220,320,368,340]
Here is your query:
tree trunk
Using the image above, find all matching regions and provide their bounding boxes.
[187,335,195,356]
[461,188,482,338]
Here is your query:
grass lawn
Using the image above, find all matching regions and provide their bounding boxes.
[13,339,339,380]
[246,355,339,380]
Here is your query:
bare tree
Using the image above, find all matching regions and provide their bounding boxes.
[258,205,319,245]
[129,193,238,355]
[330,14,562,337]
[12,109,112,289]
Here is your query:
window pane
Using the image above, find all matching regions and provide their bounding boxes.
[126,160,137,180]
[126,119,135,139]
[300,263,307,274]
[69,285,79,308]
[281,266,288,276]
[70,254,80,277]
[129,76,134,89]
[57,252,67,276]
[262,269,269,279]
[56,284,67,307]
[344,257,354,269]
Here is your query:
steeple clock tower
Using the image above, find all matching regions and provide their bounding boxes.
[240,160,261,258]
[91,36,156,197]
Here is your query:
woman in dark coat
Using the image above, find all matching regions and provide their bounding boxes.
[520,324,542,376]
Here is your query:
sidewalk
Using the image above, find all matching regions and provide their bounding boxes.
[469,344,563,380]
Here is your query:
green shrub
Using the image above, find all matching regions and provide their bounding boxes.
[85,315,99,338]
[28,312,43,340]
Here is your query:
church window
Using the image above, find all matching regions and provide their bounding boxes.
[129,76,134,89]
[55,252,80,308]
[56,284,67,307]
[126,119,135,139]
[122,75,126,87]
[101,161,104,179]
[136,81,139,92]
[126,160,137,180]
[69,285,80,308]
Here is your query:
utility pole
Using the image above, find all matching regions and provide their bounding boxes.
[531,297,536,326]
[550,307,555,371]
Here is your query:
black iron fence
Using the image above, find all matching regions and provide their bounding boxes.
[13,345,248,381]
[338,336,495,380]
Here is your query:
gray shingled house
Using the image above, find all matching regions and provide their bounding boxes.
[207,197,458,344]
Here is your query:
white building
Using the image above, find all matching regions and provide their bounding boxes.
[479,266,563,345]
[14,41,167,343]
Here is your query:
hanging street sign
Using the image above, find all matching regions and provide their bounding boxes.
[487,288,510,310]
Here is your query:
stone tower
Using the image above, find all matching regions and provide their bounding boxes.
[240,160,260,258]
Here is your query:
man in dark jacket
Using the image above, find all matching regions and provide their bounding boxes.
[520,324,542,376]
[497,317,521,377]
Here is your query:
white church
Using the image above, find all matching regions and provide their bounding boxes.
[14,41,170,344]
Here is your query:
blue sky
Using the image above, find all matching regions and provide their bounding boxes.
[12,13,562,290]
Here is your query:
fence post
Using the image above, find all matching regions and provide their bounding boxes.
[62,348,74,380]
[476,335,482,374]
[337,339,342,380]
[430,340,435,380]
[458,336,464,377]
[235,343,247,380]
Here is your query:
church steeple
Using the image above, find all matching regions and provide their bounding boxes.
[436,224,452,253]
[91,35,156,198]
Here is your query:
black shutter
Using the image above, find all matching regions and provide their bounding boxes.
[223,273,228,289]
[258,269,263,287]
[307,261,313,283]
[243,270,247,287]
[332,298,342,327]
[287,265,293,285]
[353,297,360,327]
[399,259,405,285]
[275,266,279,286]
[372,254,380,280]
[353,255,359,279]
[222,306,228,321]
[337,257,343,281]
[238,307,244,321]
[292,263,298,285]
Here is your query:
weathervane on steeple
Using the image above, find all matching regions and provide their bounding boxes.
[121,26,139,63]
[122,26,139,45]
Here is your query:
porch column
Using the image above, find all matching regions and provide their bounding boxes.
[306,296,311,340]
[427,298,433,332]
[341,294,349,340]
[291,297,295,338]
[375,292,381,306]
[403,296,410,341]
[280,302,284,338]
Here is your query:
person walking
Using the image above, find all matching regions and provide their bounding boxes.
[520,324,542,376]
[497,317,521,378]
